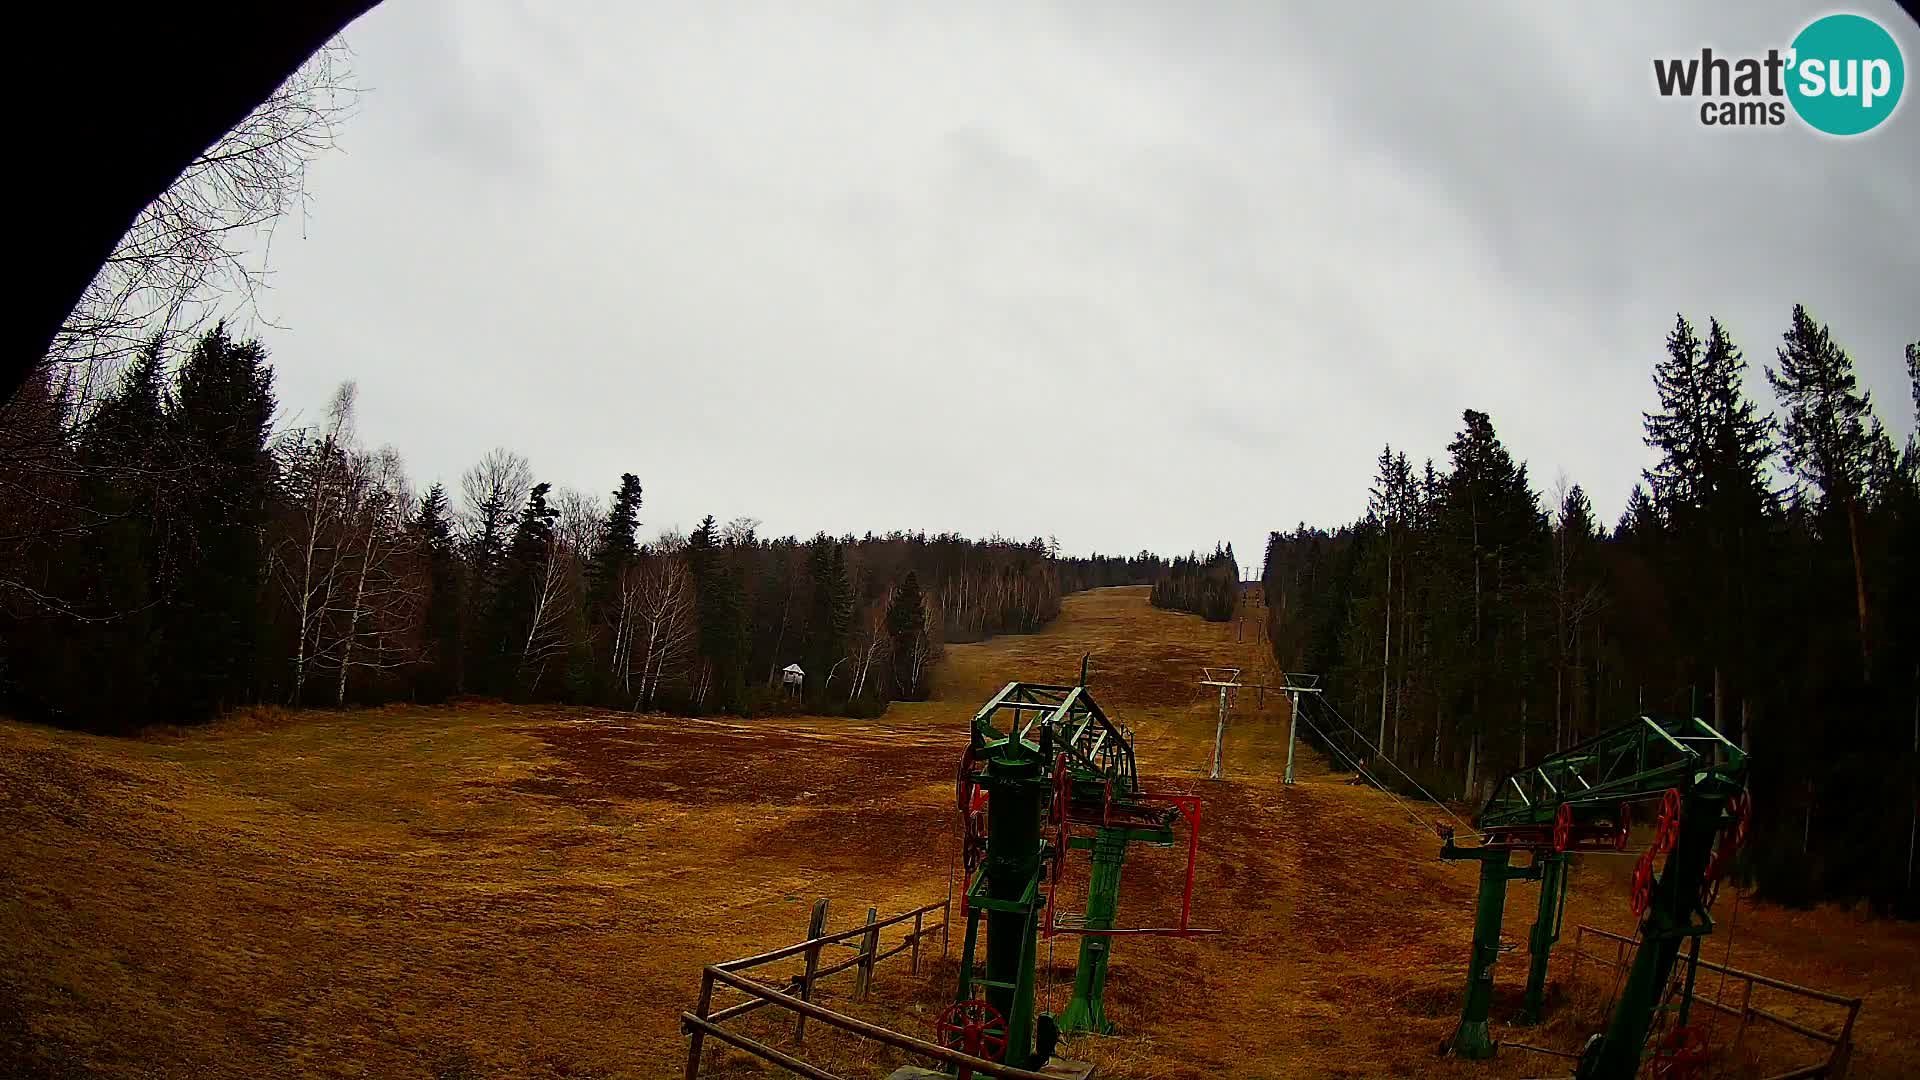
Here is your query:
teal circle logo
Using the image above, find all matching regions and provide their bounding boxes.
[1787,14,1905,135]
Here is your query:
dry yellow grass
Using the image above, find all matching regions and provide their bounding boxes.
[3,586,1916,1079]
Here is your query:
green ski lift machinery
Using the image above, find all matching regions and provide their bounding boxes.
[1437,714,1750,1079]
[941,669,1216,1070]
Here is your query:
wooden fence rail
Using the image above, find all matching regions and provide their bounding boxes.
[1567,924,1862,1080]
[686,895,985,1079]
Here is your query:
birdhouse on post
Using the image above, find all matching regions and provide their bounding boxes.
[781,663,804,697]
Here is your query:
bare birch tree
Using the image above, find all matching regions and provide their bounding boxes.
[323,445,421,704]
[270,382,355,704]
[517,528,578,695]
[632,548,698,709]
[845,602,890,702]
[51,44,357,406]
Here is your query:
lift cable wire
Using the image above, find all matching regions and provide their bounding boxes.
[1308,693,1483,840]
[1704,886,1743,1044]
[1293,708,1461,845]
[1599,929,1639,1029]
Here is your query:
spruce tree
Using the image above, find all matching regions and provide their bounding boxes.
[1643,315,1776,731]
[414,483,462,701]
[588,473,642,608]
[584,473,642,702]
[1433,409,1546,794]
[484,482,559,697]
[159,324,276,719]
[56,343,170,720]
[1767,304,1877,676]
[803,538,853,704]
[688,515,747,710]
[886,571,928,699]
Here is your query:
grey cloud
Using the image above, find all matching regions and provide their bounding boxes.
[256,1,1917,568]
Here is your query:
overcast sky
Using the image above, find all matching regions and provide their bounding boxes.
[252,1,1919,572]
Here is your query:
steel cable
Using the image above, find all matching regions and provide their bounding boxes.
[1308,693,1484,840]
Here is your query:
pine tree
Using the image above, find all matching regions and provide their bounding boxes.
[59,344,169,719]
[484,482,561,697]
[584,473,642,702]
[1643,315,1776,732]
[886,571,929,699]
[414,483,462,701]
[1767,305,1878,676]
[159,323,276,719]
[588,473,642,608]
[688,515,747,710]
[1433,409,1546,795]
[1617,483,1661,541]
[802,538,854,704]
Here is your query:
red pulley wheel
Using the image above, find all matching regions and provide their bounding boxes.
[1654,787,1684,855]
[934,998,1008,1061]
[1630,849,1656,918]
[1650,1023,1710,1079]
[956,744,983,817]
[1727,791,1752,851]
[1552,801,1573,853]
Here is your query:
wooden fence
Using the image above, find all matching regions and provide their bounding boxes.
[1568,924,1862,1079]
[682,895,1060,1080]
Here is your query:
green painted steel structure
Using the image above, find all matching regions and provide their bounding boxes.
[1520,852,1568,1026]
[1439,843,1542,1058]
[1056,829,1128,1034]
[954,727,1050,1068]
[1437,714,1747,1076]
[952,677,1191,1066]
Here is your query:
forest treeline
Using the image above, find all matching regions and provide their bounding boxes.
[0,326,1166,728]
[1150,544,1241,622]
[1262,306,1918,913]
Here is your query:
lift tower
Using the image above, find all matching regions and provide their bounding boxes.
[951,677,1214,1067]
[1438,713,1748,1074]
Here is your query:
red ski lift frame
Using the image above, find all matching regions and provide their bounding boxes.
[1044,793,1221,939]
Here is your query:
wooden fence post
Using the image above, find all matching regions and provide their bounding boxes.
[1833,998,1860,1077]
[793,898,829,1044]
[912,908,924,974]
[1731,977,1755,1059]
[1569,927,1582,991]
[855,907,879,1001]
[684,968,715,1080]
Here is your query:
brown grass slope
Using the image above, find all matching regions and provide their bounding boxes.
[3,586,1916,1078]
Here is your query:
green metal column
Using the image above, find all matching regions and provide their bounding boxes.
[1576,786,1726,1080]
[1059,828,1128,1034]
[1440,842,1542,1059]
[983,746,1044,1069]
[1519,852,1567,1025]
[1453,847,1512,1058]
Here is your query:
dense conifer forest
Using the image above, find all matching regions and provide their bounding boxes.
[1149,545,1241,622]
[1262,308,1919,914]
[0,326,1167,728]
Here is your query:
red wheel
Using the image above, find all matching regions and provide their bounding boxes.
[1700,862,1723,911]
[1615,801,1632,852]
[957,745,991,873]
[962,802,989,874]
[1049,754,1071,884]
[1650,1023,1709,1079]
[1726,791,1752,851]
[1552,802,1573,853]
[934,998,1008,1061]
[956,744,977,816]
[1630,850,1656,918]
[1654,788,1683,855]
